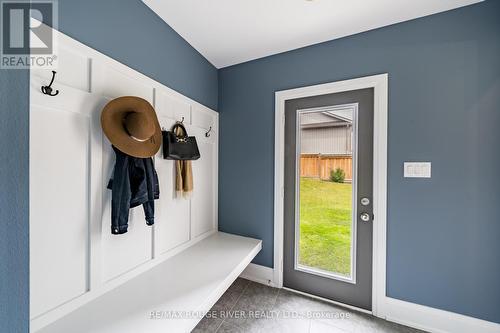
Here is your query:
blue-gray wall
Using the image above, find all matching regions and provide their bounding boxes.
[0,70,30,333]
[0,1,217,331]
[218,1,500,323]
[58,0,218,110]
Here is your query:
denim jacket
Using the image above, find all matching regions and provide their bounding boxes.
[107,146,160,234]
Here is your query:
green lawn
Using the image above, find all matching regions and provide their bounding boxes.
[299,177,352,276]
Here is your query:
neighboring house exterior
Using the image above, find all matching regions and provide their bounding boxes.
[299,109,353,181]
[300,111,353,155]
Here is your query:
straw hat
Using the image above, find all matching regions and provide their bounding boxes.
[101,96,161,158]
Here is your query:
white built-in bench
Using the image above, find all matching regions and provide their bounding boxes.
[30,23,260,333]
[38,232,261,333]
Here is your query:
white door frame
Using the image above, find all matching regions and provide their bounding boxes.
[273,73,388,317]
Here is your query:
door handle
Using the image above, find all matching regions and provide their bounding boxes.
[360,212,371,222]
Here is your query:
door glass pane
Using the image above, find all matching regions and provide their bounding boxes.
[296,105,357,282]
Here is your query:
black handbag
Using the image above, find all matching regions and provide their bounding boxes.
[162,123,200,160]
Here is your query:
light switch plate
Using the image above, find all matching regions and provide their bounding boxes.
[404,162,431,178]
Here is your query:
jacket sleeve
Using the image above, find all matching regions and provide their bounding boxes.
[110,150,132,234]
[142,158,158,226]
[142,201,155,226]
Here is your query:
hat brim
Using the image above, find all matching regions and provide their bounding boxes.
[101,96,162,158]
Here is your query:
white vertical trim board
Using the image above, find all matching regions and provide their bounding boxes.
[273,73,389,315]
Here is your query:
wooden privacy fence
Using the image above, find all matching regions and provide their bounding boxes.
[300,154,353,182]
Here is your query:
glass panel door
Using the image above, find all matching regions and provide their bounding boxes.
[283,87,374,309]
[295,104,358,283]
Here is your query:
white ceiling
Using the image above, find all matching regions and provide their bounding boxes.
[143,0,481,69]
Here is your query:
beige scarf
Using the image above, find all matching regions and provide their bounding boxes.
[174,125,193,198]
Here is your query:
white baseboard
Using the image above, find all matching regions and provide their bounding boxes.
[381,297,500,333]
[239,263,277,287]
[240,264,500,333]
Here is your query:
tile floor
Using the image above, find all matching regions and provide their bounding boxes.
[193,278,426,333]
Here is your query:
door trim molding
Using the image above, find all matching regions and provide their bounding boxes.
[274,74,388,317]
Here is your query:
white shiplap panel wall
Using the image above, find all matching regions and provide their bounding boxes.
[93,63,156,283]
[30,25,218,332]
[190,126,217,238]
[30,84,94,318]
[154,115,192,256]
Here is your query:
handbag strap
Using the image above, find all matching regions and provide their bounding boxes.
[171,123,188,138]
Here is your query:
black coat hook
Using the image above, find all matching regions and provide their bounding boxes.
[41,71,59,96]
[205,126,212,138]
